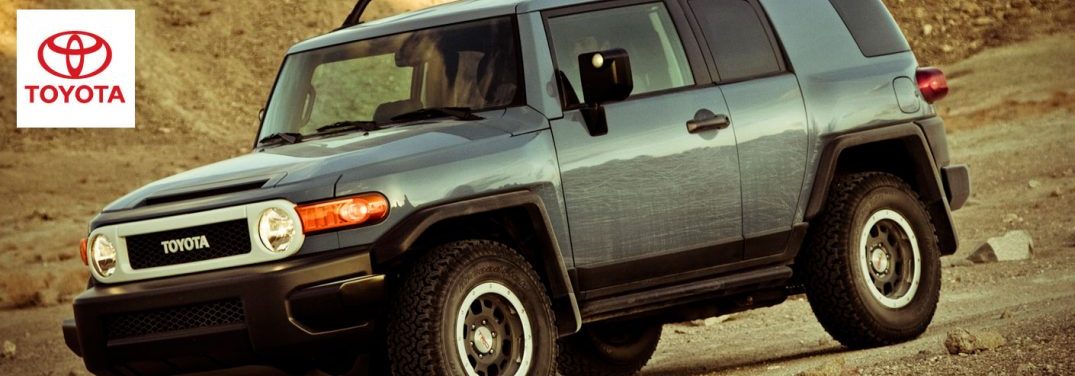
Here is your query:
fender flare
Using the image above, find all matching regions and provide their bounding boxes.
[371,190,582,336]
[804,122,959,254]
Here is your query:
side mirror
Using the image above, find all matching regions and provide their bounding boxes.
[577,49,633,136]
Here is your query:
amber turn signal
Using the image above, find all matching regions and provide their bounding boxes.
[296,193,389,234]
[80,238,89,266]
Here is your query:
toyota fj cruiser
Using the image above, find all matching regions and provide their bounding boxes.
[63,0,970,375]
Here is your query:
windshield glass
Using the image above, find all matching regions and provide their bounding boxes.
[258,16,523,141]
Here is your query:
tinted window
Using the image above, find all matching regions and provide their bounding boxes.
[548,3,694,105]
[829,0,910,57]
[688,0,781,82]
[260,17,522,138]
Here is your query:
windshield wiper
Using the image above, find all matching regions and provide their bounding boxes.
[389,107,483,123]
[315,120,382,133]
[257,132,302,146]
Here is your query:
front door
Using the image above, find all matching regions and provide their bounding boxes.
[544,1,743,294]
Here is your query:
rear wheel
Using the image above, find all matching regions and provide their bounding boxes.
[800,172,941,348]
[386,240,556,376]
[557,320,662,376]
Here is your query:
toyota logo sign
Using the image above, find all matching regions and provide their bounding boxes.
[16,9,135,128]
[37,31,113,79]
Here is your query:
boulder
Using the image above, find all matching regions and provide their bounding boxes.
[944,328,1006,355]
[967,230,1034,263]
[1,340,14,359]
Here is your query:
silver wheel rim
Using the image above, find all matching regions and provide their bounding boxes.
[858,209,921,309]
[455,281,534,376]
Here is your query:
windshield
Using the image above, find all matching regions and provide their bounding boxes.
[258,16,523,141]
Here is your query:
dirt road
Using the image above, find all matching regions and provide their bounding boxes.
[0,13,1073,376]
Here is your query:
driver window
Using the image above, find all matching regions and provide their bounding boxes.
[548,2,694,107]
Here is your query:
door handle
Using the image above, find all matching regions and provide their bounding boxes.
[687,110,731,134]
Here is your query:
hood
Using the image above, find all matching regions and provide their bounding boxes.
[103,109,544,212]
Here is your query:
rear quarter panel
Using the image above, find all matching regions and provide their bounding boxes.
[760,0,933,221]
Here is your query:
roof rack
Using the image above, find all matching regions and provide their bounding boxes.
[340,0,373,29]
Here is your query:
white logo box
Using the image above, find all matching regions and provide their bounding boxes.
[16,9,136,128]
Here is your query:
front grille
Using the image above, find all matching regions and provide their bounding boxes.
[105,299,246,340]
[124,219,251,269]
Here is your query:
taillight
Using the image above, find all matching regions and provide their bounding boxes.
[79,238,88,265]
[916,67,948,103]
[296,193,389,233]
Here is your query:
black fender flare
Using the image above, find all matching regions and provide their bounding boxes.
[804,122,959,254]
[371,190,582,336]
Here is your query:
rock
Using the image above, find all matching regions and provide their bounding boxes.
[976,331,1007,351]
[797,357,851,376]
[1,340,14,359]
[999,310,1013,319]
[1051,188,1063,198]
[1003,213,1022,224]
[944,328,1006,354]
[967,230,1034,263]
[923,24,934,36]
[1028,179,1042,188]
[943,257,975,268]
[29,209,54,221]
[158,127,172,134]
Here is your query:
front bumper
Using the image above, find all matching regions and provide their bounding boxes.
[63,248,383,375]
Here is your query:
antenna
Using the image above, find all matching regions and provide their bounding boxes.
[341,0,373,29]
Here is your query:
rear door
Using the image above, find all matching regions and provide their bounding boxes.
[544,0,744,295]
[683,0,809,259]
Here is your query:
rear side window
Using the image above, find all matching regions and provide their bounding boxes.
[688,0,781,82]
[828,0,910,57]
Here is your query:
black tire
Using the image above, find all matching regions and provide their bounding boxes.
[557,320,662,376]
[386,240,557,376]
[799,172,941,348]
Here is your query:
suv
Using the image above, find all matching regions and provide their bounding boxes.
[63,0,970,375]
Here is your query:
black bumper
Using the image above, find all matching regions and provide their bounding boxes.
[63,249,384,375]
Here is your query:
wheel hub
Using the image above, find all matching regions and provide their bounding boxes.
[472,326,495,354]
[869,246,890,274]
[859,209,922,309]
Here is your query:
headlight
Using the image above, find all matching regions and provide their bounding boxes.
[90,235,117,277]
[258,208,296,253]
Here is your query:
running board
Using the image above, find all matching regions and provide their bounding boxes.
[579,265,792,323]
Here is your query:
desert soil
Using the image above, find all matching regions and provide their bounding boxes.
[0,1,1073,375]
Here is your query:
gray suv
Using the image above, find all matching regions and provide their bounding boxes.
[63,0,970,375]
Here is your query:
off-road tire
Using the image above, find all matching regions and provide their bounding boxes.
[557,320,662,376]
[799,172,941,348]
[386,240,557,376]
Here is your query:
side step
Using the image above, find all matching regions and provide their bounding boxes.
[580,265,792,323]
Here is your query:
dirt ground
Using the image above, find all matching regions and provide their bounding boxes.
[0,1,1074,375]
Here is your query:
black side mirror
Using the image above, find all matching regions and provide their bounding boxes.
[577,49,633,136]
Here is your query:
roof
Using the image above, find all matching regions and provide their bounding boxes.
[288,0,596,53]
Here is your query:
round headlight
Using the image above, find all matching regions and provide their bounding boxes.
[258,208,295,253]
[91,235,117,277]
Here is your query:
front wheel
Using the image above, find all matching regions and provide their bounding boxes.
[386,240,557,376]
[799,172,941,348]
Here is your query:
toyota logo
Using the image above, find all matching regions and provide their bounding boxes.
[37,31,112,79]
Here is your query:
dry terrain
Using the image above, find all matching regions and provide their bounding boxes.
[0,1,1073,375]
